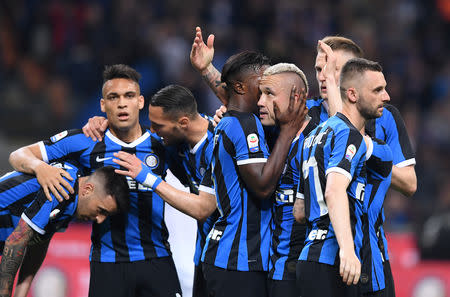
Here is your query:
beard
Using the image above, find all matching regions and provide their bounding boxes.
[357,97,383,120]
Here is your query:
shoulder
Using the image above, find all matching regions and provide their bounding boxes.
[48,129,86,143]
[306,97,323,109]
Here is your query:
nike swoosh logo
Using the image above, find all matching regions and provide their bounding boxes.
[96,156,112,162]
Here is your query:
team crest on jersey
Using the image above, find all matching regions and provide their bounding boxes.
[345,144,357,161]
[50,131,68,143]
[247,133,259,153]
[144,154,159,169]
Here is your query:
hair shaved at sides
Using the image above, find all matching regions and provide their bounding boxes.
[90,166,130,213]
[263,63,309,95]
[150,85,198,121]
[340,58,383,99]
[319,36,364,58]
[102,64,141,84]
[221,51,271,96]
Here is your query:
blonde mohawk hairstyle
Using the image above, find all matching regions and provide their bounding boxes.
[263,63,309,95]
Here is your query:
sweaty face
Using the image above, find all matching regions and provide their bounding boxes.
[315,50,355,100]
[76,191,118,224]
[356,71,391,120]
[148,105,184,146]
[258,73,295,126]
[101,78,144,132]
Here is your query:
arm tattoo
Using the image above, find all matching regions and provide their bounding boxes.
[201,68,225,96]
[0,220,35,297]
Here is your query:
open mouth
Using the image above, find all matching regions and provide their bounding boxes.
[118,112,129,121]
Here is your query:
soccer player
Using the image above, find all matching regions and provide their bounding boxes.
[296,58,390,297]
[82,84,218,297]
[113,51,307,297]
[8,65,182,297]
[0,163,129,297]
[256,62,314,297]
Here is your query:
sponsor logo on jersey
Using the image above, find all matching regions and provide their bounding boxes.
[308,228,328,241]
[50,131,68,143]
[209,228,223,241]
[345,144,357,161]
[247,133,259,153]
[144,153,159,169]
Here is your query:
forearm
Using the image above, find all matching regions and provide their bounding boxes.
[325,77,342,116]
[0,221,34,297]
[14,240,50,297]
[155,182,215,221]
[200,64,228,105]
[9,146,45,174]
[390,165,417,197]
[326,190,355,252]
[293,198,306,223]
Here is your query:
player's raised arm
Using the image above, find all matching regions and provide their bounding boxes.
[318,40,342,116]
[238,87,308,199]
[113,151,216,221]
[9,144,74,202]
[0,220,38,297]
[190,26,228,105]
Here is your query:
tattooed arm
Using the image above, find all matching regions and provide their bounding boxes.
[0,220,37,297]
[190,26,228,105]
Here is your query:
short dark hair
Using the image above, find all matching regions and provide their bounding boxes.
[340,58,383,98]
[319,36,364,58]
[91,166,130,213]
[150,85,198,120]
[102,64,141,84]
[221,51,271,96]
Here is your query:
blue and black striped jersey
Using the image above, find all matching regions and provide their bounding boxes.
[175,116,219,266]
[199,110,272,272]
[39,128,171,262]
[0,162,80,245]
[297,112,367,265]
[359,138,393,293]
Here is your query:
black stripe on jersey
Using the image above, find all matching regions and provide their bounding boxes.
[334,114,364,176]
[0,174,35,194]
[365,119,376,139]
[137,191,157,258]
[0,214,14,228]
[307,102,324,128]
[7,193,37,216]
[306,217,331,262]
[367,155,392,179]
[285,221,307,278]
[89,141,107,170]
[359,211,379,292]
[23,190,49,220]
[384,104,415,160]
[229,111,265,159]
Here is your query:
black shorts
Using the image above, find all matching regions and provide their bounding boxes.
[202,263,268,297]
[89,256,182,297]
[267,278,298,297]
[296,260,358,297]
[193,264,208,297]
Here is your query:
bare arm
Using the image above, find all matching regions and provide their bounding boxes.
[391,165,416,197]
[13,238,51,297]
[325,172,360,285]
[318,40,341,116]
[112,152,216,221]
[0,220,36,297]
[190,26,228,105]
[238,87,308,199]
[9,144,73,201]
[293,198,306,223]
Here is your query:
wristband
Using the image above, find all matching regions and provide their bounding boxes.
[135,164,162,189]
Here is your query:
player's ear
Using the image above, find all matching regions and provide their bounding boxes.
[82,182,95,196]
[100,98,106,113]
[233,82,245,95]
[346,87,358,103]
[178,116,189,128]
[138,95,145,110]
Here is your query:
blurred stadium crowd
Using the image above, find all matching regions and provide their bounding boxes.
[0,0,449,258]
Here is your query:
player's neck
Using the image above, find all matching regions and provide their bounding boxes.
[341,105,365,131]
[109,123,143,143]
[227,96,257,114]
[186,114,209,148]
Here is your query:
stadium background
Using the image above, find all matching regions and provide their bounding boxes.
[0,0,449,296]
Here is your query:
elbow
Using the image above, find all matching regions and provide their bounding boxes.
[404,180,417,197]
[8,150,18,167]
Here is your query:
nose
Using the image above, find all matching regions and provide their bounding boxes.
[317,70,325,82]
[118,95,127,107]
[257,94,266,107]
[383,90,391,102]
[96,214,107,224]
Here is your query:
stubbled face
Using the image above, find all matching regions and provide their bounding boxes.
[76,188,118,224]
[101,78,144,132]
[258,73,303,126]
[356,70,391,119]
[315,50,355,100]
[148,105,184,146]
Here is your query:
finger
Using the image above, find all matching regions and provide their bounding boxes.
[342,263,350,284]
[49,184,63,202]
[288,85,297,111]
[207,34,215,49]
[100,119,109,132]
[353,266,361,285]
[55,183,70,200]
[92,127,103,142]
[58,177,75,195]
[84,125,97,141]
[219,105,227,113]
[112,158,132,169]
[114,151,133,160]
[114,169,133,177]
[82,125,89,137]
[197,28,203,43]
[60,170,74,181]
[43,187,52,202]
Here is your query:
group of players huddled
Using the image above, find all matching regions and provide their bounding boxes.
[0,27,416,297]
